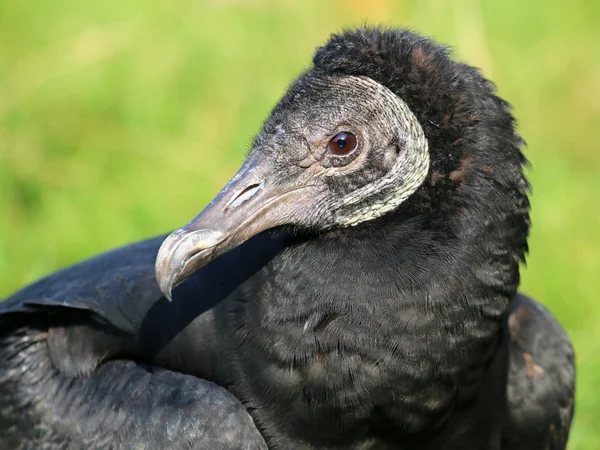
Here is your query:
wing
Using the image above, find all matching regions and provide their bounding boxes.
[504,293,575,450]
[0,235,171,334]
[0,325,266,449]
[0,236,268,449]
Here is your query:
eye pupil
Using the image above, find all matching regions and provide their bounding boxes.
[328,132,357,156]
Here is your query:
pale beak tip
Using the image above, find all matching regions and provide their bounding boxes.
[155,227,226,302]
[156,271,175,302]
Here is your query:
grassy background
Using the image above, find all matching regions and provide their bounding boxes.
[0,0,598,446]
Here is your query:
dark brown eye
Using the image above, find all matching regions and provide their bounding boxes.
[327,132,357,156]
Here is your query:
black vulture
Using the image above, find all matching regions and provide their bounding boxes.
[0,27,575,449]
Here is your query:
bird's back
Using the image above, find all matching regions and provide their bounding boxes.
[504,293,575,450]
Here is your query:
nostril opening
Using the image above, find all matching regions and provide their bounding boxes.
[227,183,262,210]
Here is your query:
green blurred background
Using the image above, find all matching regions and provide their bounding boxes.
[0,0,598,447]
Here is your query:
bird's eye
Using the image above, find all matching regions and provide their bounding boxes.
[327,132,358,156]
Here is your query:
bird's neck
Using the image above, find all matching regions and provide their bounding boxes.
[221,217,517,444]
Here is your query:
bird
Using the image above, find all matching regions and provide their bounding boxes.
[0,27,575,450]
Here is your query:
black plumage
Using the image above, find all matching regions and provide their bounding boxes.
[0,27,574,449]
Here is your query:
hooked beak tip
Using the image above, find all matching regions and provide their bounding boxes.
[155,257,177,301]
[155,228,225,301]
[157,271,174,302]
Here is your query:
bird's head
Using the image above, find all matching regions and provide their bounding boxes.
[155,27,528,301]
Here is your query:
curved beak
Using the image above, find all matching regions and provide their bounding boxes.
[155,153,316,300]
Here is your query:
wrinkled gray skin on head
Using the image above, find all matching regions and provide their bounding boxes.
[155,73,429,299]
[254,73,429,229]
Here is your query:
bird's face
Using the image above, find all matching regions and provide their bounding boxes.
[155,73,429,299]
